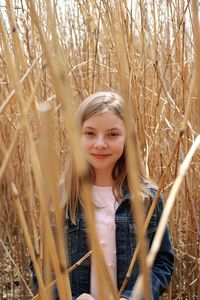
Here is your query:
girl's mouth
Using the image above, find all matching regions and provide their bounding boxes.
[92,154,111,159]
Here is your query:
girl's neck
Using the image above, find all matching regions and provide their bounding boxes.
[94,170,113,187]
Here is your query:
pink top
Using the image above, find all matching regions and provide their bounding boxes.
[90,185,119,298]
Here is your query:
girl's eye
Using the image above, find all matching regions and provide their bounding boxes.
[84,131,95,136]
[108,132,119,137]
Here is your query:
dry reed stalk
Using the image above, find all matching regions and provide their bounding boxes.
[5,0,41,116]
[118,65,199,300]
[37,101,69,298]
[119,1,200,296]
[67,250,92,274]
[1,66,43,259]
[118,136,181,297]
[30,1,119,299]
[26,3,92,297]
[24,126,71,300]
[32,250,92,300]
[1,4,72,298]
[31,2,116,300]
[0,52,43,116]
[107,2,151,299]
[185,0,200,133]
[0,130,20,181]
[1,1,200,299]
[153,1,191,129]
[11,182,49,300]
[0,64,42,183]
[24,144,40,259]
[29,1,89,298]
[29,0,85,175]
[131,135,200,300]
[0,238,34,296]
[0,102,65,299]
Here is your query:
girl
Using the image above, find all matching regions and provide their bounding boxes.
[31,91,174,299]
[62,91,174,300]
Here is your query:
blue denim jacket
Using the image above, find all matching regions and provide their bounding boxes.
[31,188,174,299]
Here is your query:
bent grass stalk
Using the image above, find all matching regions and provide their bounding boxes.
[0,53,43,116]
[1,4,72,298]
[0,238,34,297]
[120,1,200,295]
[131,135,200,300]
[11,182,49,300]
[32,250,93,300]
[1,1,200,299]
[106,3,151,299]
[118,136,182,296]
[29,1,117,298]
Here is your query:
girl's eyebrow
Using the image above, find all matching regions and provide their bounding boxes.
[82,126,95,129]
[107,128,121,131]
[82,126,121,131]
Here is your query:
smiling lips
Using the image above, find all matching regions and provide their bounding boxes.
[92,154,111,159]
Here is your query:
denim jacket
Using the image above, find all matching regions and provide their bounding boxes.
[31,188,174,299]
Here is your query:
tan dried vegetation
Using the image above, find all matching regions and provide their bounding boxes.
[0,0,200,299]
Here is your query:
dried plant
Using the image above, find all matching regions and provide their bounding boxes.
[0,1,200,300]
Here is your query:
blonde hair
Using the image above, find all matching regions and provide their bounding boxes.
[61,91,153,222]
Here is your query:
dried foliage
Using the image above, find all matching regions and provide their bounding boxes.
[0,0,200,299]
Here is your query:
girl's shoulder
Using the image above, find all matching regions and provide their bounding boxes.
[123,180,164,208]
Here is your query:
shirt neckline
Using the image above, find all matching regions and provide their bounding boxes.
[92,185,113,190]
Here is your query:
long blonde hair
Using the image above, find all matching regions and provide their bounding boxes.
[61,91,153,222]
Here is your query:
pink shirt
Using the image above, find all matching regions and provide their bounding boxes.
[90,185,119,298]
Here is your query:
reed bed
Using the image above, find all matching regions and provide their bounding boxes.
[0,0,200,299]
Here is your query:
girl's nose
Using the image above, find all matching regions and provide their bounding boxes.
[94,136,107,149]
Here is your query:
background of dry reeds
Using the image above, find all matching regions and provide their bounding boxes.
[0,0,200,299]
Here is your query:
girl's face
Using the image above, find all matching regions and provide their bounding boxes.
[80,110,126,182]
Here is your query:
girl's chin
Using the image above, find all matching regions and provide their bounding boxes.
[91,164,114,173]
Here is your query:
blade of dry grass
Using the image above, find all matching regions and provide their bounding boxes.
[29,1,118,298]
[32,250,92,300]
[0,52,43,116]
[0,238,34,297]
[11,182,49,300]
[1,1,200,299]
[131,135,200,300]
[1,4,72,298]
[107,2,150,298]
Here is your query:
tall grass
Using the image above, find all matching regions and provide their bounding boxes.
[0,0,200,299]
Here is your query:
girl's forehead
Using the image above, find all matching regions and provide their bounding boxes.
[82,110,125,129]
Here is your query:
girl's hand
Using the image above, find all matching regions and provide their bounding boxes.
[77,294,126,300]
[77,293,95,300]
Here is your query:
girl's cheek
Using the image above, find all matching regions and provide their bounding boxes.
[81,138,93,150]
